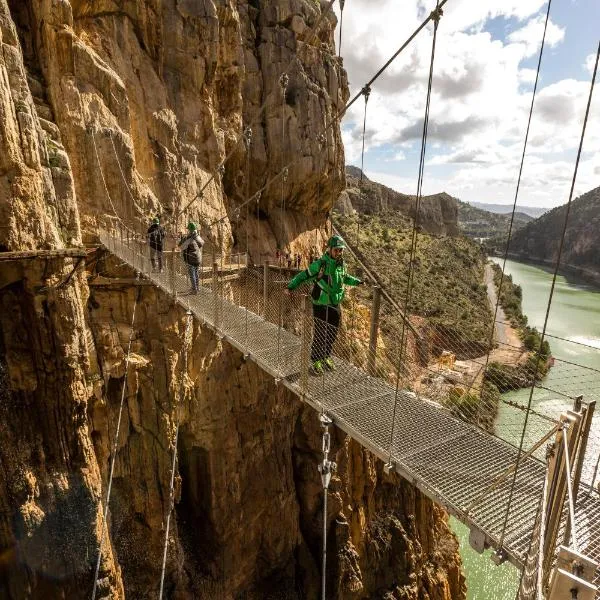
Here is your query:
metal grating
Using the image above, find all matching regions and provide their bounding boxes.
[100,231,600,584]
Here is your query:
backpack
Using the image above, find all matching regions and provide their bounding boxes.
[182,235,202,266]
[148,226,164,248]
[311,258,327,301]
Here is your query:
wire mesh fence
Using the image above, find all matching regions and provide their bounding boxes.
[99,227,600,575]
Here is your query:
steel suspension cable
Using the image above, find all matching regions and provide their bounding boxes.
[387,3,443,466]
[498,40,599,549]
[91,277,141,600]
[158,310,194,599]
[475,0,554,419]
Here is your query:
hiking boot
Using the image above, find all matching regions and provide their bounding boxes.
[323,357,336,371]
[310,360,324,376]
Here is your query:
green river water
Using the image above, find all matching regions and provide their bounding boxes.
[452,258,600,600]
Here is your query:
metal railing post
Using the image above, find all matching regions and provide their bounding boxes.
[368,285,382,375]
[170,249,177,299]
[263,262,269,318]
[300,294,310,394]
[213,260,220,329]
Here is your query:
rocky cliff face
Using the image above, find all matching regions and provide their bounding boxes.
[0,1,465,598]
[338,167,459,237]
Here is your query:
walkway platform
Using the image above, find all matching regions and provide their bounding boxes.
[100,232,600,582]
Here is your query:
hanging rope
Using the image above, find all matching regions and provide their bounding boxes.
[91,275,141,600]
[386,3,442,467]
[498,39,599,549]
[158,310,194,599]
[471,0,554,424]
[338,0,346,59]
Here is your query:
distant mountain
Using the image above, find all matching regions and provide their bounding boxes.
[457,200,532,241]
[470,202,549,219]
[505,186,600,282]
[339,166,459,236]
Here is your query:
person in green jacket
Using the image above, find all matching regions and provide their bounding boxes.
[286,235,363,375]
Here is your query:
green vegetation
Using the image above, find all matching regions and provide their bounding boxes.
[335,210,493,355]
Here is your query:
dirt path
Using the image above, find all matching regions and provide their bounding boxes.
[484,263,522,351]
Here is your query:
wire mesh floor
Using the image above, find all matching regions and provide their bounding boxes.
[101,233,600,578]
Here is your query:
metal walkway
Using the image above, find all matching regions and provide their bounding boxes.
[99,231,600,581]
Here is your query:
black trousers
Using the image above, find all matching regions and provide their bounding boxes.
[311,304,341,362]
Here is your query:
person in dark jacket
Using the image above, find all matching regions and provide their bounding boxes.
[286,235,363,375]
[147,217,166,272]
[178,222,205,294]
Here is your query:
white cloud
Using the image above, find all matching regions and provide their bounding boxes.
[507,15,565,57]
[334,0,598,208]
[584,53,597,75]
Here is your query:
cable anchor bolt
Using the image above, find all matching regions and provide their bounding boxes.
[282,167,289,182]
[362,85,372,102]
[318,414,336,489]
[430,6,443,24]
[279,73,289,92]
[243,127,252,147]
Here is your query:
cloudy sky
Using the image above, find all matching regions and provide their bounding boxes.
[334,0,599,208]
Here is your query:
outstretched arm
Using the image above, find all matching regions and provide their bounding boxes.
[343,274,363,286]
[287,257,323,290]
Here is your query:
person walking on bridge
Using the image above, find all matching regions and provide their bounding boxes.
[179,222,205,294]
[147,217,166,272]
[286,235,363,375]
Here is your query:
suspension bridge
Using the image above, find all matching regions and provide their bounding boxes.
[96,228,600,599]
[81,0,600,597]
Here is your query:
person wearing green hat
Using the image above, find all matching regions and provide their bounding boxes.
[147,216,165,272]
[285,235,363,375]
[178,222,205,294]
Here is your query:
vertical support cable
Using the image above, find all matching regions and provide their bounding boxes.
[277,74,289,371]
[338,0,345,59]
[499,40,598,550]
[357,85,370,247]
[318,414,336,600]
[158,310,194,599]
[91,276,141,600]
[387,3,442,467]
[472,0,554,421]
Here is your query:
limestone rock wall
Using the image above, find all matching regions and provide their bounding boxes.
[18,0,346,257]
[0,0,466,598]
[0,0,80,250]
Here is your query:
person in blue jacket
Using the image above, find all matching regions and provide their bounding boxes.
[286,235,363,375]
